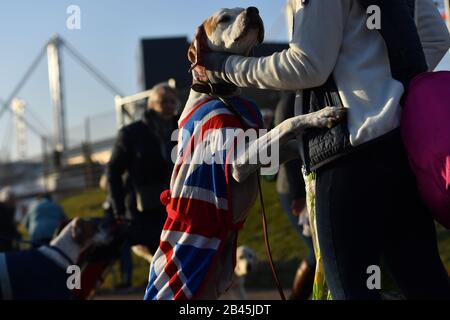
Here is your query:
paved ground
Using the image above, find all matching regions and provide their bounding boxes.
[93,289,405,300]
[94,288,284,300]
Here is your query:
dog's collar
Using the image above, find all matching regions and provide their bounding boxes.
[191,80,238,96]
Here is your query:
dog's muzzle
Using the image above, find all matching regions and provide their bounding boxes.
[246,6,260,24]
[245,7,264,44]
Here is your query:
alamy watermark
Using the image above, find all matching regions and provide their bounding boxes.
[66,5,81,30]
[170,123,280,176]
[366,265,381,290]
[367,5,381,30]
[66,265,81,290]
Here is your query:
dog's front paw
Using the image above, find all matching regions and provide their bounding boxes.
[308,107,347,129]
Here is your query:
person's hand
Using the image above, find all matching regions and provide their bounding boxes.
[191,52,230,84]
[191,52,233,96]
[291,198,306,217]
[188,26,234,94]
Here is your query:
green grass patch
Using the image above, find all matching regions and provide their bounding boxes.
[59,189,107,218]
[237,179,307,261]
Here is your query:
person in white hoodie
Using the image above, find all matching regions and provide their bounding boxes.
[195,0,450,299]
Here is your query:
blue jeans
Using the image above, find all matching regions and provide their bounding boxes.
[278,193,316,268]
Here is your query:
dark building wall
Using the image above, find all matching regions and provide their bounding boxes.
[140,37,191,90]
[140,37,288,90]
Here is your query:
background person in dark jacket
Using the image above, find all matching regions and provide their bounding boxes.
[107,82,178,259]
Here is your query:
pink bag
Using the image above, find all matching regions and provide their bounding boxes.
[401,71,450,229]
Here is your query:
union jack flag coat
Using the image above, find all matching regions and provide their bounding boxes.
[144,96,263,300]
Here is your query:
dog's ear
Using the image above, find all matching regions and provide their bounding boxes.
[188,25,208,69]
[188,39,197,66]
[189,25,213,93]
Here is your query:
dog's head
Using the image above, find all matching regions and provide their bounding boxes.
[188,7,264,66]
[71,217,111,249]
[235,245,257,277]
[52,217,112,254]
[53,217,131,267]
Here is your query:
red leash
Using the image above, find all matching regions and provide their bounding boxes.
[219,97,286,300]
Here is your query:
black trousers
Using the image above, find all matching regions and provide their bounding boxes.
[315,130,450,300]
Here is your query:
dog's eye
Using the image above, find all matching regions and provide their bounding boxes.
[218,15,231,24]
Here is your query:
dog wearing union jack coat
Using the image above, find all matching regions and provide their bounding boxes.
[144,7,346,300]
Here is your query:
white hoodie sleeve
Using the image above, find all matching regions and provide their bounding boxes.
[223,0,350,91]
[416,0,450,70]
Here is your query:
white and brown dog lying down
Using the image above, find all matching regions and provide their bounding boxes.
[145,7,345,300]
[0,218,118,300]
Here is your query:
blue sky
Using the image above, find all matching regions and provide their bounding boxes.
[0,1,448,159]
[0,1,289,158]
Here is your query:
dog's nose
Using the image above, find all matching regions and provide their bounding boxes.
[246,7,259,16]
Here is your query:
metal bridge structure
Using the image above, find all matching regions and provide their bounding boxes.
[0,34,124,164]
